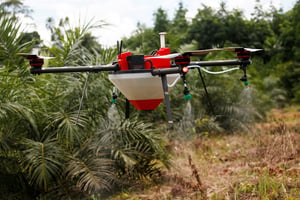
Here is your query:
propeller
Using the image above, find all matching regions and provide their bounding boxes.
[224,47,263,52]
[17,53,55,60]
[17,53,55,69]
[147,53,182,59]
[148,47,263,59]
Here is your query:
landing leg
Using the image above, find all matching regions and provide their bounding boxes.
[161,75,173,123]
[125,99,130,119]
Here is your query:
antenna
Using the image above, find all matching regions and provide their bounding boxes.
[159,32,167,48]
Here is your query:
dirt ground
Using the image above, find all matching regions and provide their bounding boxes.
[111,107,300,199]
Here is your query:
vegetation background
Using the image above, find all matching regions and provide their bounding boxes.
[0,0,299,199]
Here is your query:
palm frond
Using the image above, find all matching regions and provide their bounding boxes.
[66,145,114,193]
[0,15,33,69]
[49,18,107,66]
[21,137,64,191]
[44,110,90,148]
[0,102,39,138]
[94,118,170,179]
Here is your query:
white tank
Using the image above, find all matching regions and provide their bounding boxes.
[108,72,179,110]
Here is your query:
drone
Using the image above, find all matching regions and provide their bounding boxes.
[20,32,262,123]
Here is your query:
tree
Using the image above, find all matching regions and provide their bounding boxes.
[222,8,250,46]
[19,31,42,47]
[262,1,300,104]
[169,2,189,50]
[122,23,159,54]
[0,0,32,18]
[1,6,169,198]
[172,2,188,32]
[279,1,300,61]
[153,7,170,33]
[0,10,33,70]
[188,5,226,49]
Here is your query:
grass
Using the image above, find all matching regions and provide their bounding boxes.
[108,107,300,199]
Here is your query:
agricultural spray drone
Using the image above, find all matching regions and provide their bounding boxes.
[20,32,262,123]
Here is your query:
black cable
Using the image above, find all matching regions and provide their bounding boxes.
[197,68,215,115]
[76,72,90,125]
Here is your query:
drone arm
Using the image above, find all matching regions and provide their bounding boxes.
[30,64,119,74]
[151,67,182,76]
[188,59,251,67]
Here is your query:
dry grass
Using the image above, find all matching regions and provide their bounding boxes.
[110,107,300,200]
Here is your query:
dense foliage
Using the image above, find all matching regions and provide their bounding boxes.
[123,1,300,129]
[0,0,299,199]
[0,1,169,199]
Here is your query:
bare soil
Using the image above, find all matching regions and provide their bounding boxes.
[111,107,300,199]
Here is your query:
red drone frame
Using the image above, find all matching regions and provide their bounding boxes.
[19,32,262,123]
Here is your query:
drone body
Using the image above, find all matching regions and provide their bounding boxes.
[109,47,179,111]
[20,32,262,123]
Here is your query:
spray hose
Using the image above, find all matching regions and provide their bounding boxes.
[167,75,181,87]
[167,65,240,88]
[188,65,240,74]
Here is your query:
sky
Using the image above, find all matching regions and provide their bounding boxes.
[22,0,297,47]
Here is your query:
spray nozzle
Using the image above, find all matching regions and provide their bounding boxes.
[184,94,192,100]
[110,87,118,104]
[183,86,192,100]
[110,93,117,104]
[240,65,249,86]
[240,74,248,85]
[182,73,192,100]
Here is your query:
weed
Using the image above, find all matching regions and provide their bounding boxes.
[188,154,208,200]
[108,108,300,200]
